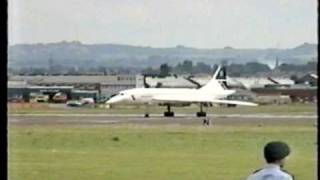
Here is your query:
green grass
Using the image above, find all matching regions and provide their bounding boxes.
[8,103,317,115]
[9,125,316,180]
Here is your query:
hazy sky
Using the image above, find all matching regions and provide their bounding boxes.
[8,0,318,48]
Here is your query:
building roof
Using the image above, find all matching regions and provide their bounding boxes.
[9,75,136,85]
[28,86,74,90]
[296,73,318,85]
[146,76,196,88]
[71,90,99,93]
[172,76,293,89]
[267,77,294,85]
[8,81,28,88]
[227,78,273,89]
[310,74,318,79]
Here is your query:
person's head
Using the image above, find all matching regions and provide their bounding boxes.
[264,141,291,167]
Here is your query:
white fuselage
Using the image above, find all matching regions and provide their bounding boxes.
[106,87,235,104]
[106,66,257,109]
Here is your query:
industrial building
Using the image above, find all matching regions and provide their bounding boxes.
[145,75,316,104]
[8,81,75,102]
[146,76,196,88]
[8,75,141,101]
[247,73,318,103]
[295,73,318,86]
[8,73,317,104]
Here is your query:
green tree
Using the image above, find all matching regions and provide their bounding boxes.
[141,67,159,75]
[159,63,170,77]
[182,60,193,73]
[244,62,271,74]
[194,62,212,74]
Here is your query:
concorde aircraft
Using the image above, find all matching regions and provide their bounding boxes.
[106,66,257,117]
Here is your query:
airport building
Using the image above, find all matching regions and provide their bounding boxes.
[251,74,317,103]
[145,75,316,104]
[8,81,74,102]
[8,75,142,101]
[8,73,317,104]
[70,90,99,100]
[295,73,318,86]
[7,81,29,102]
[146,76,196,88]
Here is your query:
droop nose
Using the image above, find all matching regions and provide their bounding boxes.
[106,95,124,104]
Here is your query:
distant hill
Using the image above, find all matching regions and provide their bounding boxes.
[8,41,317,69]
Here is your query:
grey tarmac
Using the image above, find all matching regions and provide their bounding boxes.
[8,113,316,126]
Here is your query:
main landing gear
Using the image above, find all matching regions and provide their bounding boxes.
[196,103,207,117]
[164,105,174,117]
[144,104,175,117]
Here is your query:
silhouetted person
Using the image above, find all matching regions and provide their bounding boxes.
[246,141,294,180]
[202,117,210,126]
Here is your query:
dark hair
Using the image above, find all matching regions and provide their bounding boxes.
[264,141,290,163]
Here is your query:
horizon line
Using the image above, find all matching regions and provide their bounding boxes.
[8,41,318,50]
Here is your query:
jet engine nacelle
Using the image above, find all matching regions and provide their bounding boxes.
[158,102,191,107]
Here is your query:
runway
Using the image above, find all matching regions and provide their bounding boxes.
[8,113,317,126]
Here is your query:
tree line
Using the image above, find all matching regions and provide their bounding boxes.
[142,60,317,77]
[8,60,317,76]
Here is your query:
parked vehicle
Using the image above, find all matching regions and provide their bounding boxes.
[30,93,49,103]
[80,98,95,105]
[52,92,68,103]
[66,100,83,107]
[8,96,24,103]
[66,98,95,107]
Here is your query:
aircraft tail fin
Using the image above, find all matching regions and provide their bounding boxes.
[199,66,229,92]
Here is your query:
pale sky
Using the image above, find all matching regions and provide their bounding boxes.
[8,0,318,48]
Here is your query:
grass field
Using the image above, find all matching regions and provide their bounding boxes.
[8,103,317,115]
[9,124,317,180]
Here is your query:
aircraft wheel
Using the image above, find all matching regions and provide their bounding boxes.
[196,112,206,117]
[164,112,174,117]
[144,114,149,118]
[227,104,236,107]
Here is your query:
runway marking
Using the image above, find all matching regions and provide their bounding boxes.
[55,120,120,124]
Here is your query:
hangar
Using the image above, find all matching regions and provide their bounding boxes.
[8,75,140,100]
